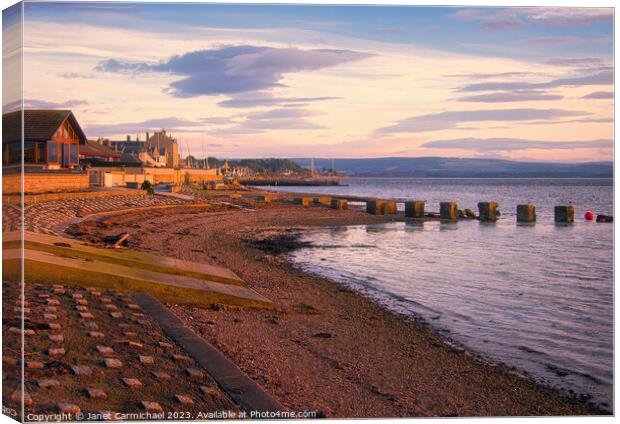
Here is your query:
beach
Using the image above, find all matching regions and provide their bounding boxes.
[67,189,601,417]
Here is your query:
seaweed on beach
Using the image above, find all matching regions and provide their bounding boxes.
[248,231,312,255]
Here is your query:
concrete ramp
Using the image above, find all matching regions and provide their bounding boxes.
[4,231,243,286]
[3,248,271,309]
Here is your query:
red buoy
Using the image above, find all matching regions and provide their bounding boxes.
[585,210,595,221]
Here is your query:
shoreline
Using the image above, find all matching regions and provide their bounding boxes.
[67,191,606,417]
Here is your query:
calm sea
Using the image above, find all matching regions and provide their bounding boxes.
[268,178,614,409]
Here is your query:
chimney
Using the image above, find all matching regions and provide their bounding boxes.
[146,132,150,141]
[126,135,130,142]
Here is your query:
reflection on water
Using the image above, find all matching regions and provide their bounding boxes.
[284,178,613,409]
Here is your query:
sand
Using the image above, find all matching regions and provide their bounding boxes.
[67,191,603,417]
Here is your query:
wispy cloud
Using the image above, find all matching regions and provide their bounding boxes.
[96,45,373,97]
[582,91,613,99]
[209,108,326,135]
[23,98,89,109]
[445,71,542,80]
[458,70,612,92]
[458,90,563,103]
[373,26,408,34]
[421,137,613,152]
[83,117,204,136]
[452,7,613,31]
[218,93,340,108]
[58,72,95,79]
[377,108,587,134]
[523,36,585,46]
[245,108,321,120]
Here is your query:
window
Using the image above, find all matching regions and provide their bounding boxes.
[24,141,36,163]
[48,141,57,162]
[70,144,78,164]
[37,143,45,163]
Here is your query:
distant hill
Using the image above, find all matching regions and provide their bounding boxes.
[292,157,613,178]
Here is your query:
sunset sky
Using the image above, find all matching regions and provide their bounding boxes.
[3,2,614,161]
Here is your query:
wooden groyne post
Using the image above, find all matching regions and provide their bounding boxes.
[366,200,383,215]
[404,201,425,218]
[517,204,536,223]
[256,194,276,203]
[478,202,498,222]
[314,196,332,206]
[554,205,574,223]
[294,197,312,207]
[366,199,397,215]
[331,199,347,210]
[440,202,458,220]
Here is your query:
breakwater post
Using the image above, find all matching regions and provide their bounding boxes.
[331,199,347,210]
[366,200,397,215]
[404,201,425,218]
[383,201,397,214]
[294,197,312,207]
[478,202,498,222]
[366,200,383,215]
[314,196,332,206]
[256,194,276,203]
[440,202,458,220]
[555,205,574,223]
[517,204,536,223]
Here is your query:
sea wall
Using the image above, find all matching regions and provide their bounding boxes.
[3,172,89,195]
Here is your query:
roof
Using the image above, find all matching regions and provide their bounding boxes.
[80,140,122,159]
[109,140,145,155]
[2,109,88,144]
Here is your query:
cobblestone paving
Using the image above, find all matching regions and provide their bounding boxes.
[2,194,189,235]
[2,281,239,419]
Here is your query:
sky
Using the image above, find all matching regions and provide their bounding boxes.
[2,1,614,161]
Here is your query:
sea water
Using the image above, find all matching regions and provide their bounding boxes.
[270,178,613,409]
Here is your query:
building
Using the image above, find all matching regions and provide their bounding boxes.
[2,109,87,169]
[107,130,179,168]
[144,130,179,168]
[79,139,123,164]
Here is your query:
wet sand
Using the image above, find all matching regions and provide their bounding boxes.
[69,193,601,417]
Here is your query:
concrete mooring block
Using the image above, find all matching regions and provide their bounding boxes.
[404,201,425,218]
[294,197,312,207]
[383,201,397,214]
[367,200,396,215]
[555,205,574,223]
[517,204,536,223]
[256,194,276,203]
[367,200,384,215]
[478,202,498,222]
[314,196,332,206]
[330,199,347,210]
[440,202,458,220]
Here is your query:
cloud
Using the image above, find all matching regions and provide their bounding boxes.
[377,108,588,134]
[218,93,340,108]
[524,7,613,27]
[445,71,542,80]
[83,117,203,136]
[524,36,585,46]
[245,108,321,120]
[23,99,89,109]
[209,108,326,136]
[96,45,373,97]
[458,90,563,103]
[59,72,95,79]
[373,26,408,34]
[458,70,613,92]
[420,137,613,152]
[582,91,613,99]
[451,7,612,30]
